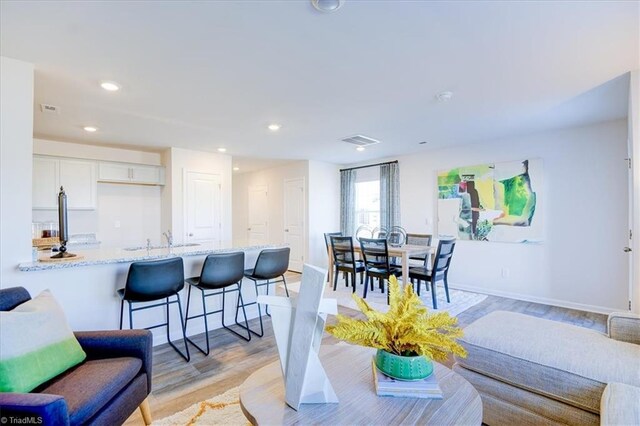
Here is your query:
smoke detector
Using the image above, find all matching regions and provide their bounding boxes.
[341,134,380,147]
[435,91,454,102]
[311,0,344,13]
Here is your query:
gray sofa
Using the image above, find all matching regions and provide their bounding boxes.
[453,311,640,426]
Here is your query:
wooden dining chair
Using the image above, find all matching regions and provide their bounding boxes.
[330,236,365,292]
[409,238,456,309]
[406,233,433,264]
[359,238,402,303]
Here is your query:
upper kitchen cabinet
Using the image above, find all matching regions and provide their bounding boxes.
[33,156,97,210]
[98,161,165,185]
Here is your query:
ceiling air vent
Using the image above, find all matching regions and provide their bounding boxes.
[341,134,380,147]
[40,103,60,114]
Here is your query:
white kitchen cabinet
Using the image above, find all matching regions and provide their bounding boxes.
[59,159,97,209]
[33,156,97,210]
[33,157,59,209]
[97,162,131,183]
[98,161,165,185]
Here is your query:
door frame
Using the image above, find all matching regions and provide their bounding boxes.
[182,169,222,244]
[284,177,306,273]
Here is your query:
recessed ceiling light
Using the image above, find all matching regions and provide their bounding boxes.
[356,146,365,152]
[311,0,344,13]
[233,167,240,171]
[268,123,281,131]
[217,148,227,153]
[83,126,98,132]
[100,81,121,92]
[435,91,453,102]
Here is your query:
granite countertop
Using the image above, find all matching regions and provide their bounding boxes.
[19,240,281,271]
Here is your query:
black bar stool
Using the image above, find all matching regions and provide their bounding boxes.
[184,252,251,355]
[118,257,190,361]
[241,247,290,337]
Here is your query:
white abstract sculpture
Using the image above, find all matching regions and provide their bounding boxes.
[257,264,338,411]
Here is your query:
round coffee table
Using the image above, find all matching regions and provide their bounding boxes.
[239,344,482,425]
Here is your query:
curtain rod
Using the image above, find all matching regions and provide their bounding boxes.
[339,160,398,172]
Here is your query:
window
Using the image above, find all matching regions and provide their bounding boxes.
[355,179,380,231]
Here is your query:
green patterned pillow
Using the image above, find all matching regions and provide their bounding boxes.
[0,290,86,392]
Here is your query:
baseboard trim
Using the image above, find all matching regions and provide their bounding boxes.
[449,283,620,315]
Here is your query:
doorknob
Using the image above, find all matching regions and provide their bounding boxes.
[247,228,252,231]
[188,233,194,237]
[624,247,632,252]
[285,229,289,232]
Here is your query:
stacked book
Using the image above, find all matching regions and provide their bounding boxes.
[372,358,443,399]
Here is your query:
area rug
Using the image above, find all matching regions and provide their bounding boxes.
[153,386,248,426]
[283,281,486,317]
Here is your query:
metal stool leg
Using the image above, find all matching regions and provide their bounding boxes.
[185,285,211,356]
[165,294,190,362]
[119,299,125,330]
[236,278,264,338]
[128,301,134,330]
[220,285,251,341]
[282,275,289,297]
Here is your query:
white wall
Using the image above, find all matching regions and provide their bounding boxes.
[394,119,629,313]
[1,57,34,288]
[232,161,308,248]
[163,147,232,244]
[308,161,340,269]
[629,70,640,313]
[32,139,163,248]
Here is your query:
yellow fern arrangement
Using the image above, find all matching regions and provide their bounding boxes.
[326,276,467,361]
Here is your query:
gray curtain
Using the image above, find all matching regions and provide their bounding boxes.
[340,169,356,236]
[380,162,400,231]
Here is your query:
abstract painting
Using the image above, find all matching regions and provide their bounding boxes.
[437,159,542,243]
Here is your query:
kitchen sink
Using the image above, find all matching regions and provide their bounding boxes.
[123,243,201,251]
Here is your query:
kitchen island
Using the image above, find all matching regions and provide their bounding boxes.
[17,241,286,346]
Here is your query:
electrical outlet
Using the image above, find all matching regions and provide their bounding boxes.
[501,268,510,279]
[114,220,121,229]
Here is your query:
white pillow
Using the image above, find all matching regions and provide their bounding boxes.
[0,290,86,392]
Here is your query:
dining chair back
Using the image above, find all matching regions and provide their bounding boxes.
[432,238,456,281]
[408,238,456,309]
[330,236,364,292]
[406,233,433,263]
[324,232,342,254]
[359,238,401,301]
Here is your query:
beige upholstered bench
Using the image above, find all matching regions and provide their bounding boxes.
[453,311,640,426]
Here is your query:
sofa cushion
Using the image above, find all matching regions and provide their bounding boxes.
[36,357,142,425]
[600,382,640,426]
[0,290,86,392]
[456,311,640,414]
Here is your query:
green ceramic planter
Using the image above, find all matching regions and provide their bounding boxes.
[375,349,433,381]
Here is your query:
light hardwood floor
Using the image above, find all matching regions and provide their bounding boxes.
[125,271,607,424]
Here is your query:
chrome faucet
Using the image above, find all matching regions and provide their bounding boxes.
[162,230,173,248]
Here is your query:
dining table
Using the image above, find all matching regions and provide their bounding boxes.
[327,238,435,287]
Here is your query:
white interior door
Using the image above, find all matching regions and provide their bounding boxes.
[284,178,305,272]
[185,171,221,243]
[248,185,268,244]
[628,138,635,312]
